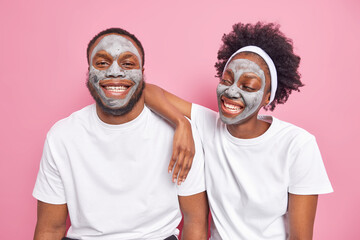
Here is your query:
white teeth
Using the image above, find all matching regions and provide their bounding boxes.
[224,102,241,112]
[105,86,128,92]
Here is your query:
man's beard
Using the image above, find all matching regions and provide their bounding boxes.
[86,74,145,116]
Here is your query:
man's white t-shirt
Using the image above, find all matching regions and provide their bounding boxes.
[33,104,205,240]
[191,104,333,240]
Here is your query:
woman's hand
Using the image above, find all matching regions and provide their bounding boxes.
[143,83,194,185]
[169,118,195,185]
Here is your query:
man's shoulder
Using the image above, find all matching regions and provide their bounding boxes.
[146,106,174,129]
[47,104,94,139]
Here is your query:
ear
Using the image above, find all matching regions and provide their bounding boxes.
[264,91,271,105]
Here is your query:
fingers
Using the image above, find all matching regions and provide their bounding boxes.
[177,150,194,184]
[172,151,185,185]
[168,121,196,185]
[168,149,178,174]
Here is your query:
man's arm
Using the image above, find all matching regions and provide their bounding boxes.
[178,192,209,240]
[144,83,194,184]
[288,194,318,240]
[34,201,68,240]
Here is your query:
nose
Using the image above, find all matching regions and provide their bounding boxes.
[225,85,241,98]
[106,62,125,78]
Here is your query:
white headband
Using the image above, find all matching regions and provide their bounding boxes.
[223,46,277,105]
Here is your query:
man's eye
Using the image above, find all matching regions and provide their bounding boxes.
[96,61,109,66]
[221,79,232,85]
[122,62,135,68]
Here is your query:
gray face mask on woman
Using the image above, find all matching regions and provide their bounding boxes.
[217,58,266,125]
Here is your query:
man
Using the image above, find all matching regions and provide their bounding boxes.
[33,28,208,240]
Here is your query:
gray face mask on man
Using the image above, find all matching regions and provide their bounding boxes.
[89,34,143,110]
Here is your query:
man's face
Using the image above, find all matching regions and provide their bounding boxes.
[87,34,144,116]
[216,53,270,125]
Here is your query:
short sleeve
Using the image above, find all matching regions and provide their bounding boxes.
[177,120,206,196]
[33,137,66,204]
[288,136,333,195]
[191,104,218,142]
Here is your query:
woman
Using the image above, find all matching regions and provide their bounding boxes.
[145,22,333,239]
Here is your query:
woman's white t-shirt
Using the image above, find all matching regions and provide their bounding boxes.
[191,104,333,240]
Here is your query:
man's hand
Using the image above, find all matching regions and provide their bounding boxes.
[169,119,195,185]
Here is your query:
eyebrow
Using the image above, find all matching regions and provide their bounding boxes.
[119,53,138,59]
[93,52,112,60]
[242,73,259,79]
[224,69,234,78]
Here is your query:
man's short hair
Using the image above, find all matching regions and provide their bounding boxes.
[87,27,145,66]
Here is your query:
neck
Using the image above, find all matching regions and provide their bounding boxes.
[227,114,270,139]
[96,96,145,125]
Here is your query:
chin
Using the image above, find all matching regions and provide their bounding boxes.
[96,82,144,116]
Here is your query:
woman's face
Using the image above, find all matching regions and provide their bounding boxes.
[216,52,271,125]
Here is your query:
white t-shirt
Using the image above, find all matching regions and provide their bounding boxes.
[191,104,333,240]
[33,104,205,240]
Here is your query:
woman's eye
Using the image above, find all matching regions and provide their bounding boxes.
[221,79,232,85]
[243,86,255,91]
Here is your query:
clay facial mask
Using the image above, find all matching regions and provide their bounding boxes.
[88,34,143,109]
[217,58,265,125]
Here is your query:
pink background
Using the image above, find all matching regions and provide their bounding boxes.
[1,0,359,238]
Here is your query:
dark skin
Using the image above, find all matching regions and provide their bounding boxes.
[90,34,193,184]
[288,194,318,240]
[34,33,208,240]
[144,52,319,239]
[179,193,209,240]
[34,201,68,240]
[220,53,272,139]
[34,194,209,240]
[88,33,145,125]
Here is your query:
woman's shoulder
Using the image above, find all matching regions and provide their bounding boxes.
[271,116,315,145]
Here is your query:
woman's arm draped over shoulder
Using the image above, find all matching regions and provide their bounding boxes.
[144,83,194,184]
[144,83,192,119]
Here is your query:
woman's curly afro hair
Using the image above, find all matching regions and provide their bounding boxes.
[215,22,303,111]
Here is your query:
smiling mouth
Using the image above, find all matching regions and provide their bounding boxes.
[100,79,134,99]
[104,85,128,92]
[221,96,244,116]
